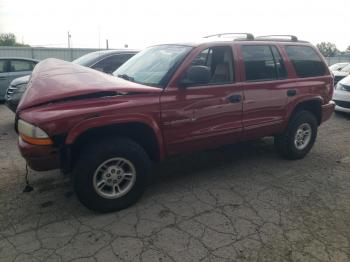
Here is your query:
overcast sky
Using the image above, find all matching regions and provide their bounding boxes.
[1,0,349,50]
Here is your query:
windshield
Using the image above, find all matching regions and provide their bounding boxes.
[72,52,102,67]
[341,64,350,73]
[113,45,192,88]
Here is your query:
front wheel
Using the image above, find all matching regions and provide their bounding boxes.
[275,110,318,160]
[73,137,151,212]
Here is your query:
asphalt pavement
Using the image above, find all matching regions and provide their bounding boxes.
[0,104,349,262]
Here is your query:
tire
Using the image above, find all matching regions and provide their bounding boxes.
[73,137,151,212]
[275,110,318,160]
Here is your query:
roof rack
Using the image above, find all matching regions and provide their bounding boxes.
[255,35,298,42]
[204,33,254,41]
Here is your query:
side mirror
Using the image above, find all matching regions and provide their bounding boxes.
[180,65,211,87]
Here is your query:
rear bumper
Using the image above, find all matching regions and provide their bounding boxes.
[321,101,335,123]
[18,137,60,171]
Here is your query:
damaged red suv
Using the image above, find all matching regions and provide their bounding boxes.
[16,34,335,212]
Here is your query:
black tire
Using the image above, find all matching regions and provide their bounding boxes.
[275,110,318,160]
[73,137,151,212]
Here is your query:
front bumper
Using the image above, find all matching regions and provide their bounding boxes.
[333,88,350,113]
[321,101,335,123]
[18,137,60,171]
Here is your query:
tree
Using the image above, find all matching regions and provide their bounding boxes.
[316,42,339,57]
[0,33,29,47]
[346,45,350,53]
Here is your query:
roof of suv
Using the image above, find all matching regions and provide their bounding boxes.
[164,34,310,48]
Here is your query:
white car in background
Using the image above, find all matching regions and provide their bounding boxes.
[333,75,350,113]
[333,63,350,86]
[329,62,349,72]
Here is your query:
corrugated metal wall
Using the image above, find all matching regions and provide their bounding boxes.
[2,46,350,65]
[0,47,103,61]
[325,56,350,66]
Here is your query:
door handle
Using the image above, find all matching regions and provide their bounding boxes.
[228,95,242,103]
[0,76,6,80]
[287,89,297,97]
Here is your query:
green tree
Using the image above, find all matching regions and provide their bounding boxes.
[316,42,339,57]
[0,33,29,47]
[346,45,350,53]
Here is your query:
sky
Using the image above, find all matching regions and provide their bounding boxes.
[0,0,349,51]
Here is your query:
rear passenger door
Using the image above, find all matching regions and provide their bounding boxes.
[239,45,289,139]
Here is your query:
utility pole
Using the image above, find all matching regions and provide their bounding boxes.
[67,31,71,48]
[106,39,109,50]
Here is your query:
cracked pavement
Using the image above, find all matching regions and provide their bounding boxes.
[0,104,350,262]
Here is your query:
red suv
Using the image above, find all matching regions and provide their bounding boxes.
[16,34,335,212]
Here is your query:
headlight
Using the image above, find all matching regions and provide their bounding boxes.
[18,119,53,145]
[16,84,27,93]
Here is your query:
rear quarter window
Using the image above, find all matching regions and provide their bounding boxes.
[284,45,326,77]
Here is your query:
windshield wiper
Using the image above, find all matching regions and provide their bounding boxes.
[118,74,134,82]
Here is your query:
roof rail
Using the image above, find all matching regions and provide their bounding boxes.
[255,35,298,42]
[204,33,254,41]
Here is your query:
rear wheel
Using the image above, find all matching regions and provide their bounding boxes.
[73,137,151,212]
[275,110,318,160]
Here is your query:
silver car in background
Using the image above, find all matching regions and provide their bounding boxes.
[4,50,138,112]
[0,58,38,101]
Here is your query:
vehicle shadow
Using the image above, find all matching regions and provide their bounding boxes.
[334,111,350,120]
[150,138,278,185]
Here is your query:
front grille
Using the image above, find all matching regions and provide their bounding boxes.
[334,100,350,109]
[6,85,18,99]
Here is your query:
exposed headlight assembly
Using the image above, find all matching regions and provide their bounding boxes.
[18,119,53,145]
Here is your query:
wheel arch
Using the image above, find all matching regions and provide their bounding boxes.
[65,116,165,170]
[288,98,323,125]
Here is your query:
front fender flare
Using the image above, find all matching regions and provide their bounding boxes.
[65,113,165,160]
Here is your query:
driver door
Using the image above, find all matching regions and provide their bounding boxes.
[161,45,243,155]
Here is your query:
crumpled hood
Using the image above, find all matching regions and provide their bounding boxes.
[11,75,31,87]
[17,58,161,111]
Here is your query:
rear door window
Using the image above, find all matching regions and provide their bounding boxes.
[284,46,325,77]
[10,60,35,72]
[271,46,287,79]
